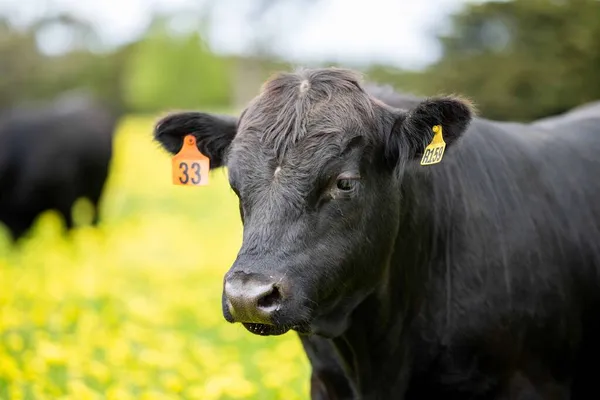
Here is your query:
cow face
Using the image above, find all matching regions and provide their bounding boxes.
[154,68,473,338]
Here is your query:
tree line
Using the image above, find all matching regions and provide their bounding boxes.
[1,0,599,121]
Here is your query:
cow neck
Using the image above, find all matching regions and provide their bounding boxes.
[329,166,440,398]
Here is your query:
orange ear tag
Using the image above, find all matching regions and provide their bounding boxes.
[172,135,210,186]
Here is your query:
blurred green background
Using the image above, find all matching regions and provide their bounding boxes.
[1,0,600,398]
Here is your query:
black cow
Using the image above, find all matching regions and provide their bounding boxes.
[363,83,424,111]
[0,92,118,241]
[532,100,600,129]
[153,67,600,399]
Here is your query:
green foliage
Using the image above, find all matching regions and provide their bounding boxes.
[0,16,127,111]
[2,0,600,122]
[0,13,232,114]
[0,19,45,108]
[122,19,232,113]
[364,64,433,97]
[420,0,600,121]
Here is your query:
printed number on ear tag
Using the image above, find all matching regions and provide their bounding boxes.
[172,135,210,186]
[420,125,446,166]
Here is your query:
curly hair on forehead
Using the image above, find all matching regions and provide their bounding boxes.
[259,67,366,95]
[239,67,379,162]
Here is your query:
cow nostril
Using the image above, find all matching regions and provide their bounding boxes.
[257,285,282,311]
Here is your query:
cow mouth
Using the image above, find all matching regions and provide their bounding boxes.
[242,323,290,336]
[241,322,310,336]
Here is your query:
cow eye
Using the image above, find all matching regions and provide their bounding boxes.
[336,178,357,191]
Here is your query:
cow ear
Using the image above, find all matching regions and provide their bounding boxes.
[385,96,474,167]
[153,111,238,169]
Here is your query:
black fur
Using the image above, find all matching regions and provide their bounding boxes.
[154,112,238,169]
[386,96,475,167]
[0,92,117,241]
[153,67,600,399]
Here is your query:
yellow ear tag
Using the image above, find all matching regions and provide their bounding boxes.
[172,135,210,186]
[420,125,446,166]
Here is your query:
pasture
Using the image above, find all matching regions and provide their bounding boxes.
[0,115,310,399]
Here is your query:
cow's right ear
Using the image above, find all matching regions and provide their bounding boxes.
[153,111,238,169]
[384,96,474,168]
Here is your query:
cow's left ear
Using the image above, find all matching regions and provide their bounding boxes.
[385,96,474,167]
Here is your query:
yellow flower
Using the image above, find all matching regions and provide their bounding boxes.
[106,385,135,400]
[0,355,21,380]
[4,332,25,353]
[8,385,24,400]
[87,360,111,384]
[204,375,257,400]
[184,384,206,399]
[68,380,102,399]
[160,372,184,393]
[0,115,310,399]
[37,341,67,364]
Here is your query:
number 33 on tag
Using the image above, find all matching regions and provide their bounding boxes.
[172,135,210,186]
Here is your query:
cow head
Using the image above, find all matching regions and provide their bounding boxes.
[154,68,473,338]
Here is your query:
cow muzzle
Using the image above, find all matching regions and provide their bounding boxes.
[222,270,293,336]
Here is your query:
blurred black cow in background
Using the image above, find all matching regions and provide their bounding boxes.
[0,91,118,241]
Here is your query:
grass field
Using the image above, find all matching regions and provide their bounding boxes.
[0,116,311,399]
